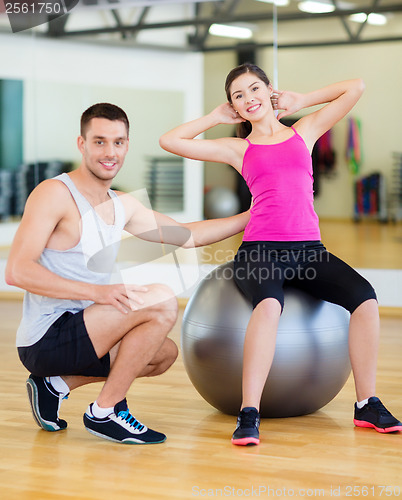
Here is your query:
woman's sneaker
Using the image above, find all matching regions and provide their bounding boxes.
[83,398,166,444]
[26,375,68,431]
[354,397,402,433]
[231,407,260,446]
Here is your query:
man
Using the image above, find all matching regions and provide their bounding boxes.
[5,103,250,445]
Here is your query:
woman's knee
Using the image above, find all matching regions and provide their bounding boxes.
[348,282,378,314]
[351,298,379,317]
[254,297,282,316]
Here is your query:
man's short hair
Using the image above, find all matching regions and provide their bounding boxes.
[80,103,129,138]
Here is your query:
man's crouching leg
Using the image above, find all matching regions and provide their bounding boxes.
[83,283,179,444]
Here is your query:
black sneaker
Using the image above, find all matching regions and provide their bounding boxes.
[231,407,260,446]
[26,375,68,431]
[354,397,402,433]
[83,398,166,444]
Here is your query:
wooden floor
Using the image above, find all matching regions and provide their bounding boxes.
[0,299,401,500]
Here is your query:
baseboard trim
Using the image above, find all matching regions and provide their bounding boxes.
[378,306,402,317]
[2,293,401,317]
[0,291,24,300]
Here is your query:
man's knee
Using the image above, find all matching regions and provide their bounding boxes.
[144,338,178,377]
[161,342,178,375]
[148,283,178,327]
[159,338,178,375]
[165,338,179,365]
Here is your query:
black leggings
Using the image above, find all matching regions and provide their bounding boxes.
[233,241,377,313]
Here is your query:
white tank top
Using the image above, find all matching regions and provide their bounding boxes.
[16,173,126,347]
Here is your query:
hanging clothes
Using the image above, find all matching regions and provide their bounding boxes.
[315,129,336,174]
[311,128,336,196]
[346,117,362,175]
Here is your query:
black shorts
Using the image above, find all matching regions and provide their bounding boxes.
[18,310,110,378]
[233,240,377,313]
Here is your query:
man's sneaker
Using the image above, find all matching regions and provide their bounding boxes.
[231,407,260,446]
[26,375,68,432]
[354,397,402,433]
[83,398,166,444]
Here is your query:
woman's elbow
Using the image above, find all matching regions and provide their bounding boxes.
[355,78,366,95]
[159,134,183,155]
[159,134,172,152]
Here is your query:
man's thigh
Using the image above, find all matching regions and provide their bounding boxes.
[83,283,177,358]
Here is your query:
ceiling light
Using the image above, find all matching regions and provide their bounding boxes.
[209,23,253,39]
[255,0,290,6]
[349,13,367,23]
[298,1,336,13]
[349,12,387,25]
[367,13,387,25]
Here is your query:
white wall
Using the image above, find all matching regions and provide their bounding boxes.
[0,32,204,222]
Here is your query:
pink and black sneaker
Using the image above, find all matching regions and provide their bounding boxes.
[231,407,260,446]
[354,397,402,433]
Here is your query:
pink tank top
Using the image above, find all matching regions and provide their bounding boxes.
[242,127,321,241]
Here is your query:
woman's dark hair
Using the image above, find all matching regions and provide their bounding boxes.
[224,63,271,138]
[80,103,130,138]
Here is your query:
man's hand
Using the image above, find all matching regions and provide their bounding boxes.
[93,284,149,314]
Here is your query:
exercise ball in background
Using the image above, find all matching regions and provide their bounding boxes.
[181,261,351,418]
[204,187,240,219]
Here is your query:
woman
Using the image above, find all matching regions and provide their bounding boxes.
[160,63,401,445]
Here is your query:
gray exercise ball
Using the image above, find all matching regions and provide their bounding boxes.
[182,261,351,418]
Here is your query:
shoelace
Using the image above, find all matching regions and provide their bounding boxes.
[371,400,392,417]
[239,411,259,428]
[118,409,145,431]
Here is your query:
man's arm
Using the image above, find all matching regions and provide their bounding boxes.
[5,181,146,314]
[180,211,250,247]
[121,192,250,248]
[5,180,90,298]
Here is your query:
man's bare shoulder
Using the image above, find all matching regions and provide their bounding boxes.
[24,178,74,218]
[28,178,71,201]
[10,178,76,255]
